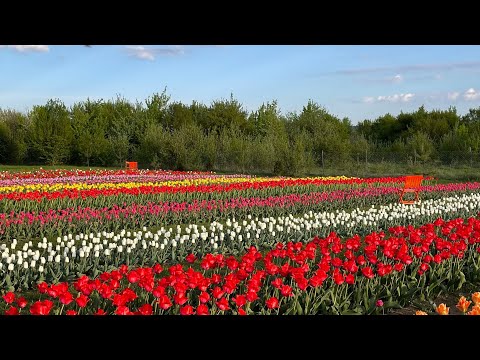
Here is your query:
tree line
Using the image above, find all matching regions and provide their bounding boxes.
[1,90,479,175]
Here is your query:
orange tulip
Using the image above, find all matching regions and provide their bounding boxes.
[436,303,449,315]
[468,304,480,316]
[456,296,472,313]
[472,292,480,305]
[415,310,428,315]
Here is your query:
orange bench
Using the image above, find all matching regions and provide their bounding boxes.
[399,175,423,204]
[125,161,138,170]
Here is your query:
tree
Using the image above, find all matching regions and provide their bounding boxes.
[206,94,249,134]
[0,109,29,164]
[71,100,110,167]
[0,122,10,163]
[407,131,435,163]
[144,90,170,127]
[289,100,351,165]
[247,100,283,137]
[27,99,73,165]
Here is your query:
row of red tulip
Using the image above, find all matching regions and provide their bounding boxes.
[2,214,479,315]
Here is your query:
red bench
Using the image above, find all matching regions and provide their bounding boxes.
[399,175,423,204]
[125,161,138,170]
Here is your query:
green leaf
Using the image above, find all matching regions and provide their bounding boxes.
[341,309,363,315]
[382,301,402,310]
[5,274,12,287]
[296,301,304,315]
[456,271,466,290]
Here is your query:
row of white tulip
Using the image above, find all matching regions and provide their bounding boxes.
[1,192,480,290]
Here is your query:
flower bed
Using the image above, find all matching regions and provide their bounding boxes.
[2,213,480,315]
[0,180,474,240]
[2,192,480,291]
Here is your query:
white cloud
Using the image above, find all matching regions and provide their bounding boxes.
[368,93,415,103]
[0,45,49,53]
[335,60,480,75]
[464,88,480,101]
[125,46,155,61]
[447,92,460,101]
[392,74,403,83]
[364,88,480,105]
[125,45,185,61]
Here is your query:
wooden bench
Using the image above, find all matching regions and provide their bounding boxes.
[399,175,423,204]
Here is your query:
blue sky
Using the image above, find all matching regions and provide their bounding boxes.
[1,45,479,123]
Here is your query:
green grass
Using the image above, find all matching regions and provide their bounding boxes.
[306,163,480,182]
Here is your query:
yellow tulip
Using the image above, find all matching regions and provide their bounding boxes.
[467,304,480,315]
[456,296,471,313]
[415,310,428,315]
[436,304,449,315]
[472,292,480,305]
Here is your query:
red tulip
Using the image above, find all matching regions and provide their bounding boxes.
[113,294,128,307]
[246,290,259,302]
[232,295,247,307]
[333,271,345,285]
[5,306,19,315]
[266,297,279,309]
[153,285,166,298]
[217,298,230,311]
[356,255,366,266]
[138,304,153,315]
[115,306,133,315]
[271,278,284,289]
[2,292,15,304]
[59,292,74,305]
[180,305,194,315]
[238,308,247,315]
[153,264,163,274]
[281,285,293,297]
[121,288,138,302]
[159,295,173,310]
[47,288,58,298]
[76,294,89,308]
[95,309,107,315]
[199,291,210,304]
[226,256,239,270]
[393,263,404,272]
[332,257,343,267]
[16,297,28,309]
[296,277,309,291]
[37,282,48,294]
[30,300,54,315]
[196,304,210,315]
[361,267,375,279]
[174,292,188,306]
[66,310,78,315]
[211,274,222,284]
[345,274,355,284]
[212,287,224,299]
[127,270,139,283]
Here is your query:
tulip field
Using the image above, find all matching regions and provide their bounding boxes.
[1,168,480,315]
